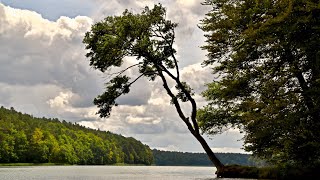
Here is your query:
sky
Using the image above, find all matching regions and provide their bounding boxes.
[0,0,246,153]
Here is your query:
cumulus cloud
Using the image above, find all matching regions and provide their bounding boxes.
[181,63,214,93]
[47,91,74,108]
[0,83,65,117]
[1,0,95,21]
[0,2,246,153]
[127,116,161,125]
[0,3,102,121]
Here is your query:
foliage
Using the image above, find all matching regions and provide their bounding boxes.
[83,4,224,169]
[199,0,320,166]
[83,4,178,118]
[152,149,260,166]
[0,106,153,165]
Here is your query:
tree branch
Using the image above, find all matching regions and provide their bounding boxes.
[127,71,157,87]
[158,63,199,134]
[169,31,179,79]
[156,68,194,132]
[285,49,315,112]
[105,63,141,78]
[151,25,179,78]
[295,70,314,110]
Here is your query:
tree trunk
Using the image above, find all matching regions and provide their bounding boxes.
[194,132,224,170]
[157,65,225,173]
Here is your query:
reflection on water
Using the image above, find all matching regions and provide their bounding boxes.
[0,166,257,180]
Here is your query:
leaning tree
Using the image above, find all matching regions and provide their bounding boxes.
[83,5,224,171]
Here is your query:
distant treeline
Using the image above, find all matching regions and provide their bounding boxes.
[153,149,264,166]
[0,106,153,165]
[0,106,265,167]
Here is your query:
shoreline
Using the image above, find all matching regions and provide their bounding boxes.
[0,163,215,167]
[0,163,151,167]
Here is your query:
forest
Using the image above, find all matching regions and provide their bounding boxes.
[152,149,262,167]
[0,106,153,165]
[0,106,264,167]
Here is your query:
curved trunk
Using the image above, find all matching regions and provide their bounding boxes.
[157,65,224,173]
[191,130,224,171]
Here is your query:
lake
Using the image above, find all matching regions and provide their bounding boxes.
[0,166,257,180]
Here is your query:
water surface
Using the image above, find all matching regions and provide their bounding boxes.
[0,166,257,180]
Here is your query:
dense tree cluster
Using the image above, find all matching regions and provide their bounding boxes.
[0,106,153,165]
[153,149,262,166]
[199,0,320,167]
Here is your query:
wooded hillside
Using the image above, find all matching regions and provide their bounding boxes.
[0,106,153,165]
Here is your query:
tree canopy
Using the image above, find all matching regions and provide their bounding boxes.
[83,4,225,170]
[199,0,320,167]
[83,5,178,118]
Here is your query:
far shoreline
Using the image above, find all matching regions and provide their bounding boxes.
[0,163,215,167]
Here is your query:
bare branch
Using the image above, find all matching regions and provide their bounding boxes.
[170,31,179,79]
[171,51,180,79]
[104,63,141,79]
[127,71,157,87]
